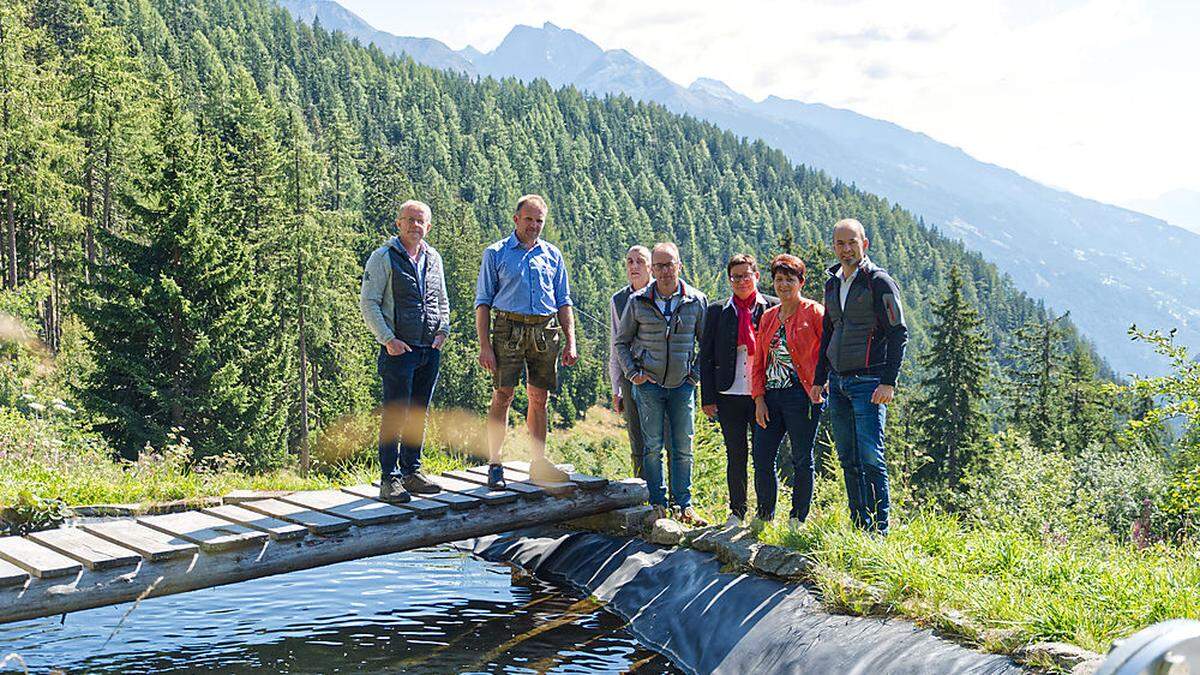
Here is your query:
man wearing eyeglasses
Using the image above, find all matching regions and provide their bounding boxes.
[613,242,708,525]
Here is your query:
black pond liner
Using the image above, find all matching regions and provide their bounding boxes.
[458,528,1025,675]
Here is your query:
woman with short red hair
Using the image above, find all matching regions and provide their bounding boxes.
[750,254,826,529]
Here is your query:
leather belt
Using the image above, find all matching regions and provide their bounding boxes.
[494,310,554,325]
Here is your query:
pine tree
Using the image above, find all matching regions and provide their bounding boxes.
[915,266,990,489]
[1004,313,1070,450]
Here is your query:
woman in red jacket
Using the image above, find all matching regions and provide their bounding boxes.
[750,254,825,528]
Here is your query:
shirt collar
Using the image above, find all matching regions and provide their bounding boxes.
[506,231,543,252]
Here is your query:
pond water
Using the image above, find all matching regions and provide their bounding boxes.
[0,546,679,674]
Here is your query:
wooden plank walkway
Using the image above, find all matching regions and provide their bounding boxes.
[0,467,645,625]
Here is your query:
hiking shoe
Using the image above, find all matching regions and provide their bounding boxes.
[529,457,569,483]
[378,477,411,504]
[643,504,669,529]
[788,517,804,531]
[679,506,708,527]
[724,514,743,529]
[487,464,506,490]
[402,472,441,495]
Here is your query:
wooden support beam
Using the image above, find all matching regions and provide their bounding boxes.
[0,479,647,625]
[27,528,142,571]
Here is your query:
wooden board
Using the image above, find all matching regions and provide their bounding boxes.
[502,461,606,490]
[280,490,414,526]
[82,520,199,561]
[137,511,268,553]
[432,473,518,505]
[238,499,352,535]
[28,528,141,571]
[0,558,29,587]
[0,536,83,578]
[344,484,447,518]
[201,504,308,541]
[457,467,547,498]
[424,488,482,511]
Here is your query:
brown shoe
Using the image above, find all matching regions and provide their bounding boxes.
[529,457,569,483]
[679,506,708,527]
[402,472,441,495]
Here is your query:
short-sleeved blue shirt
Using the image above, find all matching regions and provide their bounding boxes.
[474,232,572,315]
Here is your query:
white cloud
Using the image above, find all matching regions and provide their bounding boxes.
[337,0,1200,204]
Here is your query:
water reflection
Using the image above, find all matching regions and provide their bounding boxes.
[0,547,678,673]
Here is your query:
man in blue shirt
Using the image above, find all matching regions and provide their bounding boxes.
[475,194,577,487]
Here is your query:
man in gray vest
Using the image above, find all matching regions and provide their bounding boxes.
[360,200,449,503]
[810,218,908,534]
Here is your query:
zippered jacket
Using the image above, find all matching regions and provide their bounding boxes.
[359,237,450,348]
[750,300,825,400]
[699,293,779,405]
[813,257,907,387]
[614,280,708,389]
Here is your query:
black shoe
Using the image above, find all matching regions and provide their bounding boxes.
[402,472,441,495]
[378,477,411,504]
[487,464,506,490]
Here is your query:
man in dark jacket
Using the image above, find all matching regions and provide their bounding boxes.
[810,218,908,534]
[360,200,449,503]
[700,254,778,526]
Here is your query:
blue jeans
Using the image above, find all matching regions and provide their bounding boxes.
[827,371,889,533]
[378,346,441,481]
[632,381,695,508]
[752,386,824,521]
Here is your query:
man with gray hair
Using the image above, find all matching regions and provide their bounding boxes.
[810,218,908,535]
[360,199,449,503]
[614,242,708,525]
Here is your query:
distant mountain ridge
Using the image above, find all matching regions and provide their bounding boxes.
[1128,189,1200,236]
[275,2,1200,376]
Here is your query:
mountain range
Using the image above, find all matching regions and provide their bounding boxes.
[276,0,1199,376]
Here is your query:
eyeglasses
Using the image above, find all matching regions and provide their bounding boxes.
[651,262,678,271]
[730,273,755,282]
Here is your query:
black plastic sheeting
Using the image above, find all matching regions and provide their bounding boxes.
[460,528,1025,675]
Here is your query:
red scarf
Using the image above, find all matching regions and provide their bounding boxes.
[733,292,758,353]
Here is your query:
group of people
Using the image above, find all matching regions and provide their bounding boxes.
[361,193,907,535]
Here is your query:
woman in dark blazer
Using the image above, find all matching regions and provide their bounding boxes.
[700,253,779,526]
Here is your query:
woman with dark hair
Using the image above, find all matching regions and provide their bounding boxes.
[750,254,825,529]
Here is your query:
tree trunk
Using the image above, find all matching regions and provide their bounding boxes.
[3,189,13,289]
[296,252,310,476]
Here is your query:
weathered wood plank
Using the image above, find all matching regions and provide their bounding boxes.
[82,520,199,561]
[238,499,352,535]
[280,490,414,526]
[499,462,577,497]
[432,473,519,505]
[457,467,547,498]
[502,461,606,490]
[0,558,29,587]
[137,511,268,553]
[424,488,482,511]
[0,536,83,578]
[27,528,141,571]
[344,484,447,518]
[201,504,308,541]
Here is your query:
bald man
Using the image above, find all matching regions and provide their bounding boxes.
[810,218,908,535]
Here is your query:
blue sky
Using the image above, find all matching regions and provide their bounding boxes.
[337,0,1198,207]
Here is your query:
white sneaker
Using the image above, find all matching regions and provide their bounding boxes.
[724,514,741,528]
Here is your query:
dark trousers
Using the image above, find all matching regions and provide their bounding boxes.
[752,386,824,521]
[378,346,441,481]
[715,393,756,519]
[618,377,644,478]
[828,371,889,534]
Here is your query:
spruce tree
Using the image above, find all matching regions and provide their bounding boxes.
[1003,313,1070,450]
[915,266,990,489]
